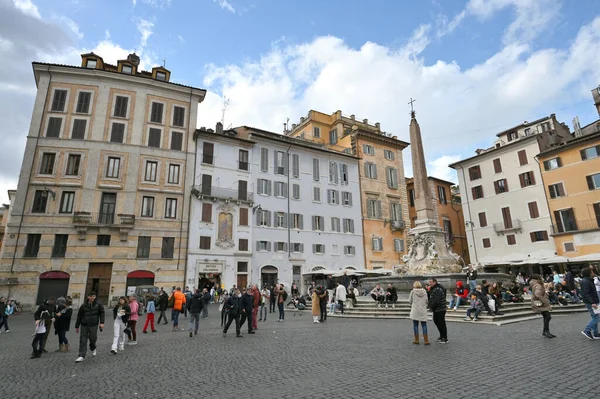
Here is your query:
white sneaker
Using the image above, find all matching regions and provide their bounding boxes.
[118,347,125,351]
[91,349,97,356]
[75,356,84,362]
[392,304,395,308]
[385,304,388,308]
[127,341,137,345]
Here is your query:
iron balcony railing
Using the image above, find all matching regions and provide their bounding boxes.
[493,219,522,234]
[72,212,135,226]
[191,185,253,202]
[550,218,600,235]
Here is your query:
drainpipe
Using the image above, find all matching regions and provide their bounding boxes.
[179,88,194,289]
[457,166,478,264]
[286,145,292,259]
[11,66,52,274]
[534,153,557,271]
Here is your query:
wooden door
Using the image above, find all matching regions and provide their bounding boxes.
[501,207,512,229]
[85,263,113,305]
[237,274,247,290]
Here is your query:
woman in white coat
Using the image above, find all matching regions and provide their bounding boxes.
[408,281,429,345]
[335,282,347,315]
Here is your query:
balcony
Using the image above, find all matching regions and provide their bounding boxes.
[73,212,135,241]
[550,218,600,235]
[493,219,522,235]
[384,219,405,231]
[191,185,253,203]
[238,161,249,171]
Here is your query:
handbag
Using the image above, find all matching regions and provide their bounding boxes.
[533,300,543,307]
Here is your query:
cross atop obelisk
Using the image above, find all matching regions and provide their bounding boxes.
[408,97,416,113]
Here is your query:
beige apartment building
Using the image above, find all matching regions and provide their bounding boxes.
[286,110,410,270]
[0,53,206,308]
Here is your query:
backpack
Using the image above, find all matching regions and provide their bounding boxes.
[282,290,288,301]
[137,302,144,316]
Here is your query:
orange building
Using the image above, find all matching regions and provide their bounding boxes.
[286,110,410,270]
[407,177,470,265]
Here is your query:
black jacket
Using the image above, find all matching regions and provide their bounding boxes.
[34,301,56,323]
[580,277,599,305]
[326,278,335,290]
[241,293,253,312]
[75,300,105,328]
[0,300,6,316]
[428,283,447,312]
[187,294,204,313]
[466,269,477,281]
[54,306,73,331]
[565,271,575,291]
[112,304,131,323]
[224,296,241,316]
[386,287,398,298]
[157,293,168,311]
[202,292,211,305]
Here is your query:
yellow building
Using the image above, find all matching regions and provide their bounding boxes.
[286,110,410,270]
[0,53,206,308]
[407,177,470,265]
[537,129,600,264]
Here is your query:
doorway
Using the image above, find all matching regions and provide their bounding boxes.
[261,265,278,289]
[99,193,116,224]
[237,274,247,289]
[85,263,113,305]
[126,270,155,295]
[36,271,70,305]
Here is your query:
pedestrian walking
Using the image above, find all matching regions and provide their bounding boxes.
[335,282,347,315]
[31,313,50,359]
[183,286,192,318]
[187,289,204,337]
[239,286,255,334]
[259,286,269,321]
[156,290,169,325]
[223,288,242,337]
[252,284,260,330]
[269,285,276,313]
[276,284,287,322]
[409,281,429,345]
[2,300,14,332]
[0,297,10,333]
[126,295,140,345]
[74,292,105,362]
[34,298,56,353]
[318,287,328,322]
[169,287,186,331]
[580,268,600,340]
[311,287,322,323]
[530,275,555,338]
[53,298,73,352]
[427,277,448,344]
[326,276,335,306]
[201,288,210,318]
[111,297,130,354]
[142,296,156,333]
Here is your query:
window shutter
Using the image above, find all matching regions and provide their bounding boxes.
[529,172,536,185]
[542,231,549,240]
[494,181,499,195]
[594,203,600,224]
[543,160,549,171]
[313,158,319,181]
[292,154,300,178]
[312,216,316,230]
[256,241,260,251]
[348,193,352,206]
[493,158,502,173]
[478,212,487,227]
[283,183,288,198]
[558,183,565,197]
[283,213,288,228]
[327,189,332,204]
[364,163,369,177]
[350,220,354,233]
[320,216,325,231]
[266,180,272,196]
[587,176,595,190]
[553,210,563,233]
[519,174,525,188]
[283,153,289,176]
[373,165,378,179]
[376,201,382,218]
[580,149,587,161]
[261,148,268,172]
[273,151,278,173]
[267,241,272,251]
[299,243,304,253]
[530,232,536,242]
[312,244,317,253]
[556,157,562,167]
[518,150,527,165]
[283,242,288,252]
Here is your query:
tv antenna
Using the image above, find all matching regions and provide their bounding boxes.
[283,117,290,133]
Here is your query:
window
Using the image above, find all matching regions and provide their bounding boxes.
[173,106,185,127]
[372,237,383,251]
[203,142,214,164]
[239,208,248,226]
[199,236,211,250]
[32,190,48,213]
[141,196,154,217]
[386,167,398,189]
[468,165,481,181]
[51,89,67,112]
[97,235,111,246]
[239,239,249,251]
[313,187,321,202]
[144,161,158,182]
[519,171,535,187]
[99,193,116,224]
[148,128,161,148]
[161,237,175,258]
[594,203,600,228]
[524,127,532,136]
[329,129,338,144]
[390,202,401,222]
[312,215,324,231]
[46,117,62,138]
[548,182,565,198]
[239,150,249,171]
[257,179,271,196]
[274,151,286,175]
[71,119,87,140]
[409,189,415,207]
[478,212,487,227]
[508,132,518,141]
[443,219,453,242]
[506,234,516,245]
[564,242,575,252]
[292,184,300,200]
[331,244,339,255]
[471,185,483,200]
[530,231,549,242]
[367,199,382,219]
[363,144,375,155]
[331,217,341,232]
[150,102,164,123]
[274,181,287,198]
[24,234,41,257]
[257,210,270,226]
[76,92,91,113]
[275,242,287,252]
[437,186,447,204]
[543,157,562,171]
[170,131,183,151]
[137,236,151,258]
[384,149,395,160]
[86,59,97,69]
[122,65,133,74]
[237,262,248,272]
[156,71,167,81]
[39,153,55,175]
[110,122,125,143]
[343,218,355,233]
[493,158,502,173]
[339,164,349,185]
[313,244,325,254]
[539,122,551,132]
[51,234,68,258]
[328,162,338,184]
[167,164,180,184]
[494,179,508,194]
[291,154,299,178]
[313,127,321,138]
[292,242,304,253]
[312,158,320,181]
[106,157,120,178]
[342,191,352,206]
[482,238,491,248]
[256,241,270,251]
[275,212,287,228]
[586,173,600,190]
[528,202,540,219]
[364,163,377,179]
[327,189,339,205]
[554,208,577,233]
[581,145,600,160]
[501,207,513,229]
[165,198,177,219]
[197,202,211,223]
[291,213,303,229]
[344,245,355,255]
[260,148,269,172]
[394,239,405,252]
[517,150,528,166]
[113,96,128,118]
[59,191,74,214]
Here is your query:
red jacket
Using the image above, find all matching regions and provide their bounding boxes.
[455,281,469,299]
[252,289,260,308]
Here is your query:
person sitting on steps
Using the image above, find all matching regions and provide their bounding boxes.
[370,284,385,308]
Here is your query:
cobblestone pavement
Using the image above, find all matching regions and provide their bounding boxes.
[0,306,597,399]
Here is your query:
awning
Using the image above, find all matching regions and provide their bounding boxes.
[567,254,600,262]
[40,271,70,279]
[127,270,155,279]
[302,269,338,276]
[353,268,392,275]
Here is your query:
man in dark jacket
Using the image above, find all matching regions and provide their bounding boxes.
[200,288,211,319]
[239,286,255,334]
[0,297,7,333]
[269,286,276,313]
[74,292,105,362]
[156,290,169,324]
[580,269,600,339]
[223,288,242,337]
[34,298,56,353]
[428,278,448,344]
[385,284,398,308]
[186,289,204,337]
[466,265,477,291]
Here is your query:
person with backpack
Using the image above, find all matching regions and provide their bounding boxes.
[126,295,140,345]
[201,288,211,319]
[169,287,186,331]
[142,295,156,334]
[156,290,169,325]
[276,284,287,322]
[186,289,204,337]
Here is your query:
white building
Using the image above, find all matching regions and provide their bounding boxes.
[450,114,572,271]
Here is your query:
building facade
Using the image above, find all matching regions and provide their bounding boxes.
[407,177,470,265]
[286,110,410,270]
[450,115,572,271]
[0,53,206,308]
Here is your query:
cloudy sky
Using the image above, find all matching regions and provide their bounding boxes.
[1,0,599,204]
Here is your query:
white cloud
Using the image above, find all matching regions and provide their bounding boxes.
[213,0,235,14]
[177,35,184,43]
[12,0,40,19]
[56,15,84,40]
[136,19,154,48]
[138,0,171,8]
[427,155,462,183]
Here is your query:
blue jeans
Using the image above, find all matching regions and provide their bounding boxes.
[57,328,69,345]
[584,304,600,335]
[469,280,477,291]
[467,307,481,318]
[172,310,181,327]
[412,320,427,335]
[449,296,467,309]
[260,304,267,320]
[278,302,284,320]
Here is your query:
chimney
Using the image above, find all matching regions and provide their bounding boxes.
[375,122,380,130]
[292,123,297,129]
[300,117,305,122]
[350,114,355,120]
[216,122,223,134]
[363,119,368,124]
